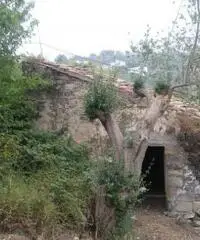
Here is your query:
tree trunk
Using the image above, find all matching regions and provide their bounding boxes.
[140,95,170,138]
[132,94,172,172]
[97,94,172,170]
[97,112,123,161]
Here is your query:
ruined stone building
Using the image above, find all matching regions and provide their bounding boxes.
[25,59,200,221]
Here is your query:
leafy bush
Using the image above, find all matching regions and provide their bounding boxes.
[90,158,143,239]
[0,101,38,133]
[154,81,170,95]
[0,132,91,233]
[0,168,91,237]
[49,170,91,227]
[0,94,91,227]
[133,78,145,90]
[84,75,118,120]
[0,2,93,237]
[11,131,89,175]
[0,59,92,236]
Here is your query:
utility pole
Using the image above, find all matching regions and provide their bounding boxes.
[37,22,44,59]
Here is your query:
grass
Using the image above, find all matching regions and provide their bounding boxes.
[0,168,91,239]
[0,175,56,237]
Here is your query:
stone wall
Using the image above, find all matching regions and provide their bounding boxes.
[29,63,107,144]
[27,61,200,220]
[130,101,200,221]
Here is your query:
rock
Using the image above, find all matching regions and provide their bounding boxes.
[193,227,200,236]
[177,192,193,201]
[164,211,177,217]
[193,201,200,216]
[164,211,168,216]
[73,237,79,240]
[175,201,193,212]
[192,220,200,227]
[176,215,188,225]
[168,176,183,187]
[168,170,183,177]
[195,186,200,195]
[196,209,200,217]
[184,212,195,219]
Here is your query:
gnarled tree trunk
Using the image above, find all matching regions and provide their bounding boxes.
[97,112,123,161]
[97,93,173,173]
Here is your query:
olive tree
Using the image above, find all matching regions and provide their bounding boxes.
[84,0,200,171]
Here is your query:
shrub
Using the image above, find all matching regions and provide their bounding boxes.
[49,170,91,227]
[84,74,118,120]
[0,122,91,227]
[133,78,145,90]
[154,81,170,95]
[90,158,143,239]
[0,60,92,236]
[0,4,93,236]
[12,132,89,175]
[0,137,91,235]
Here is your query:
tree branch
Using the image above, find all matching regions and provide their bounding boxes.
[171,82,196,90]
[184,0,200,83]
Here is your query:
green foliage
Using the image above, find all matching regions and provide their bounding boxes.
[0,58,91,232]
[133,78,145,90]
[55,54,68,64]
[0,162,91,233]
[0,0,92,236]
[154,81,170,95]
[0,59,50,105]
[0,76,91,223]
[0,175,57,233]
[91,158,142,239]
[0,0,36,56]
[0,121,91,230]
[84,75,118,120]
[49,169,90,227]
[127,1,200,101]
[0,101,37,132]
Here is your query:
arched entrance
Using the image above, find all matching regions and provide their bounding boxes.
[141,146,166,208]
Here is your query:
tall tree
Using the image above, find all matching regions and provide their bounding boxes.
[84,0,200,172]
[128,0,200,101]
[0,0,37,103]
[0,0,36,56]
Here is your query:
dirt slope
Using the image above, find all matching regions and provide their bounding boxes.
[135,201,200,240]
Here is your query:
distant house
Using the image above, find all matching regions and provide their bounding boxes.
[110,60,126,67]
[128,66,148,75]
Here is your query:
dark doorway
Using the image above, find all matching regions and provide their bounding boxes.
[141,146,165,200]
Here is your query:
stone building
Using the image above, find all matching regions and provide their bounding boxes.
[25,59,200,221]
[132,100,200,218]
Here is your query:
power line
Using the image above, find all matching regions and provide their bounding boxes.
[26,42,78,57]
[23,42,112,66]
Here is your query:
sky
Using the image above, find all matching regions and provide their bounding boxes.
[20,0,182,60]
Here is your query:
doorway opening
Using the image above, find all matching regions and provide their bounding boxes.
[141,146,166,209]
